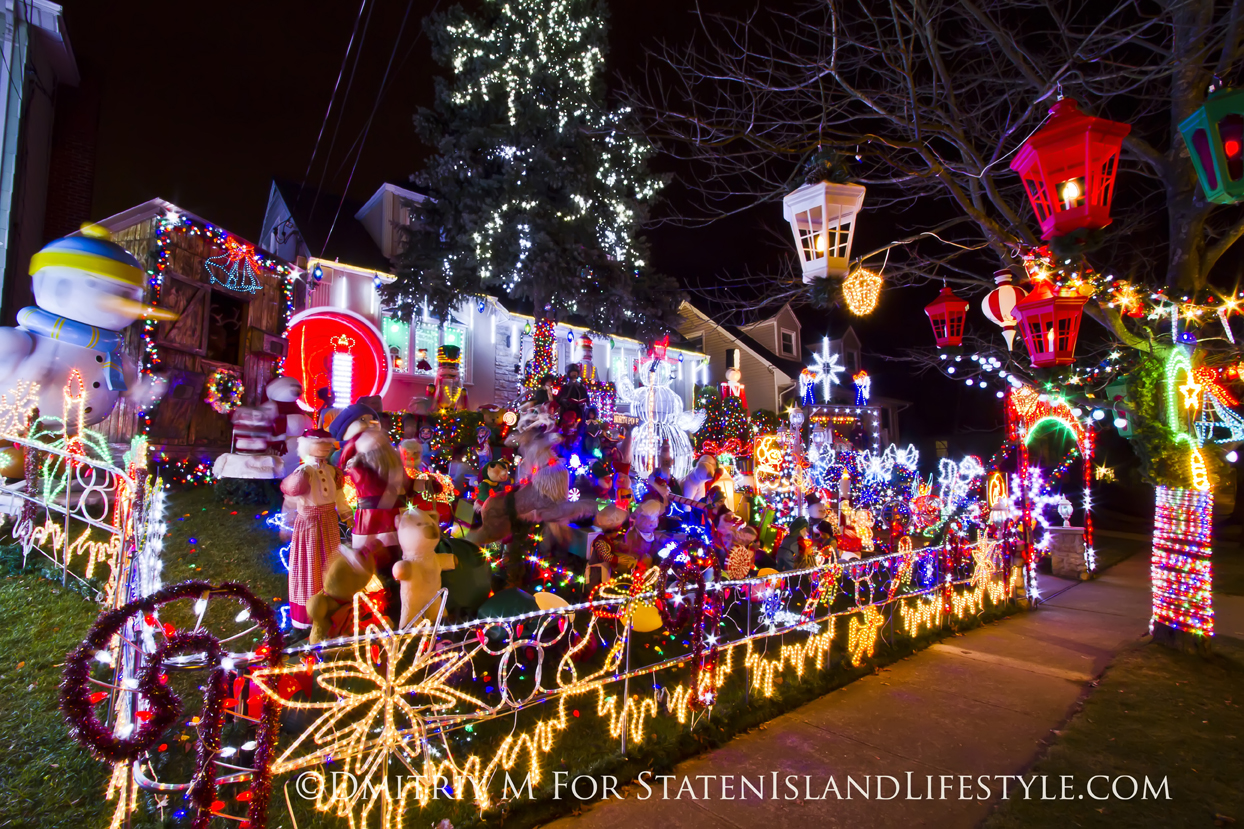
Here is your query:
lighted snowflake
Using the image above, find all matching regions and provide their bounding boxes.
[252,592,488,828]
[807,337,845,403]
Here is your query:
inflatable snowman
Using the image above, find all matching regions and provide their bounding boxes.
[617,355,705,480]
[0,226,177,427]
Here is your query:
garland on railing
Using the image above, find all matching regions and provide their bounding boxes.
[61,581,284,829]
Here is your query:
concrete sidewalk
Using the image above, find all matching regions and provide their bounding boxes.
[544,553,1154,829]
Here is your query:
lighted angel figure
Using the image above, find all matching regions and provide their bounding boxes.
[618,356,705,479]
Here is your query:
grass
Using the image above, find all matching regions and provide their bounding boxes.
[18,482,1231,829]
[983,636,1244,829]
[0,570,113,828]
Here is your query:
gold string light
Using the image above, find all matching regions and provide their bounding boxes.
[843,268,883,315]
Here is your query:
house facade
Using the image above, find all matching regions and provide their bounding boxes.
[258,180,706,416]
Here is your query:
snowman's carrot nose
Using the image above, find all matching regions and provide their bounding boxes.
[98,294,179,321]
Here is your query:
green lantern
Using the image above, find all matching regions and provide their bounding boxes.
[1178,87,1244,204]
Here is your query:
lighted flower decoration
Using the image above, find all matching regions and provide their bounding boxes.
[252,592,489,827]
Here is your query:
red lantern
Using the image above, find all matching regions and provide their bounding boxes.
[924,286,969,347]
[1010,282,1088,367]
[1010,99,1130,240]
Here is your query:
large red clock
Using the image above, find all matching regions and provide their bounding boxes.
[285,309,390,411]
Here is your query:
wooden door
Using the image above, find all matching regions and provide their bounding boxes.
[149,369,206,441]
[155,275,210,356]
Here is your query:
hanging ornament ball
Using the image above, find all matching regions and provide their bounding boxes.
[631,604,664,633]
[0,444,24,479]
[982,269,1028,350]
[204,368,245,414]
[843,268,883,315]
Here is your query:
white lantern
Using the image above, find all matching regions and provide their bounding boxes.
[783,180,866,283]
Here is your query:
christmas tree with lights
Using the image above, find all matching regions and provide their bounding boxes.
[387,0,680,335]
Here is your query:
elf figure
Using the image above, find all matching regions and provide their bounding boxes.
[473,459,512,512]
[280,430,342,631]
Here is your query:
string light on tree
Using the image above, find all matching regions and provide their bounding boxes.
[843,268,883,316]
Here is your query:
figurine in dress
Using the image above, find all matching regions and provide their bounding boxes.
[279,430,342,631]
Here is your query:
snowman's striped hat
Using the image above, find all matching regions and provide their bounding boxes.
[29,225,145,287]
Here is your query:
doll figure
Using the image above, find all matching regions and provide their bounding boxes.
[624,499,666,568]
[280,430,343,631]
[473,459,512,512]
[776,517,811,572]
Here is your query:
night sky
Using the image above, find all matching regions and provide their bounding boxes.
[61,0,994,441]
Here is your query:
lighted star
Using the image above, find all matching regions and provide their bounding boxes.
[1179,377,1204,411]
[252,592,488,827]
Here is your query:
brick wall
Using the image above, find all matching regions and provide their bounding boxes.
[43,79,99,243]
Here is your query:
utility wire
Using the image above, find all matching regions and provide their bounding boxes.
[298,0,370,208]
[322,0,419,257]
[308,0,378,222]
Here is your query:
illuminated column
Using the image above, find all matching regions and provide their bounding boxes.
[331,334,355,406]
[1151,487,1214,650]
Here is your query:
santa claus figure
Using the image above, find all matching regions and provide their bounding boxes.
[720,366,748,409]
[279,429,342,632]
[331,403,409,568]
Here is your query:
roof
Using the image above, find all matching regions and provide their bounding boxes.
[91,198,295,270]
[679,301,805,381]
[271,178,393,273]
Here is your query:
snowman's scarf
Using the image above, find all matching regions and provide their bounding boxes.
[17,306,126,390]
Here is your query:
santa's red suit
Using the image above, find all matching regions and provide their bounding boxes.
[339,438,406,565]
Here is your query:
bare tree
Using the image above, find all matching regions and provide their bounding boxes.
[628,0,1244,352]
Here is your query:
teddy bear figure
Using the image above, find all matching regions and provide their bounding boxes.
[306,543,381,644]
[392,508,458,628]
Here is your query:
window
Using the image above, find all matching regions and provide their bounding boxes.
[205,291,246,364]
[383,318,411,373]
[780,329,796,356]
[845,350,858,374]
[935,440,948,458]
[411,323,470,382]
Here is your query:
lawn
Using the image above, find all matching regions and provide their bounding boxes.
[2,482,1180,829]
[983,636,1244,828]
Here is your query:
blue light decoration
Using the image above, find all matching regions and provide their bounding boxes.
[1178,330,1198,345]
[312,263,324,282]
[853,370,871,405]
[205,236,264,294]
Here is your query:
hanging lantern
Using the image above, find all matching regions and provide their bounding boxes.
[842,268,882,315]
[1179,87,1244,204]
[1010,99,1130,239]
[1009,281,1088,368]
[782,180,866,283]
[982,269,1028,350]
[923,286,969,347]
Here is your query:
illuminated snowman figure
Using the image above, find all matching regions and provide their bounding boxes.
[618,355,704,480]
[0,227,176,427]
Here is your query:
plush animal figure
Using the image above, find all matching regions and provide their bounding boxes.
[264,376,312,475]
[306,544,381,644]
[624,499,666,567]
[682,454,719,502]
[392,509,458,628]
[467,403,596,545]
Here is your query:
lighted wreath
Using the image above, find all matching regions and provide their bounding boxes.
[204,368,244,414]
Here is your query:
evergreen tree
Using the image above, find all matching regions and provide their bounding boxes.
[387,0,680,337]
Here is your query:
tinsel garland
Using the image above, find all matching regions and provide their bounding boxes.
[60,580,284,829]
